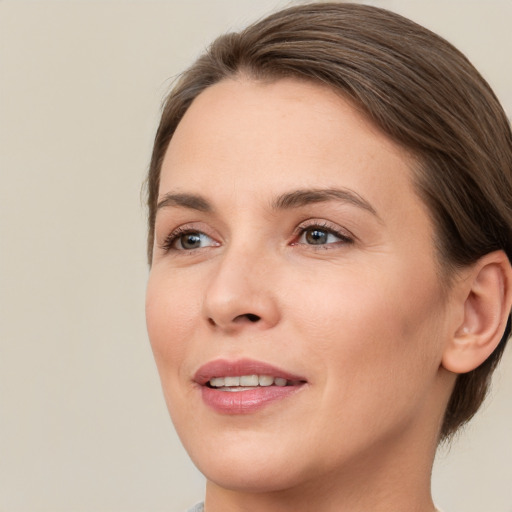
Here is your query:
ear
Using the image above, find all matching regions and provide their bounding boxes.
[442,251,512,374]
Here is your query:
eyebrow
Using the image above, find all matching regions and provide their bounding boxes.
[156,187,379,219]
[271,188,379,217]
[156,192,212,212]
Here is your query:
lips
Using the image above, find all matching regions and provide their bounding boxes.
[194,358,307,414]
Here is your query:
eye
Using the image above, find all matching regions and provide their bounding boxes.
[296,224,353,246]
[161,228,219,252]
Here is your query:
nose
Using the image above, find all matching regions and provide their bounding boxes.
[202,246,281,333]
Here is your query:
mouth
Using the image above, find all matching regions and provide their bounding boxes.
[207,374,303,391]
[194,359,307,414]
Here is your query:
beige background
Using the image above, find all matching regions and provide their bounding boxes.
[1,1,511,511]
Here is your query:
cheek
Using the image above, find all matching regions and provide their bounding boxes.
[145,269,200,372]
[282,267,446,452]
[284,260,445,389]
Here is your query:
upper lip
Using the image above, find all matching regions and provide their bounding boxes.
[193,358,307,386]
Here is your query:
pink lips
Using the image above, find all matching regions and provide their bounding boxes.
[194,358,307,414]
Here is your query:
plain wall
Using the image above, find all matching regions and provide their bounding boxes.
[0,1,511,511]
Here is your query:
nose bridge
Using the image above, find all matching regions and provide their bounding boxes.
[202,239,279,332]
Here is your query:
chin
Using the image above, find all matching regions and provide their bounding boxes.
[182,430,314,493]
[198,456,307,494]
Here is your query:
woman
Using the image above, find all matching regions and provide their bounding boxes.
[145,3,512,511]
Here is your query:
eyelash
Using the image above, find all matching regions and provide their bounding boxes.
[159,221,354,253]
[294,221,354,248]
[159,226,216,253]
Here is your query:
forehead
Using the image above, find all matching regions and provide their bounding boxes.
[160,77,423,223]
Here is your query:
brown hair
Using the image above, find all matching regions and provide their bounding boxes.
[145,2,512,439]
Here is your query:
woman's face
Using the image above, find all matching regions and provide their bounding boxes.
[146,78,455,494]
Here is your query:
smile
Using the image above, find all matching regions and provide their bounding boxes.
[195,359,307,413]
[208,375,293,390]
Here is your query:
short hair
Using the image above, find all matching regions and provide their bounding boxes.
[145,2,512,439]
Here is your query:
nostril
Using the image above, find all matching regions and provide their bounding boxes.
[207,314,261,326]
[233,313,260,323]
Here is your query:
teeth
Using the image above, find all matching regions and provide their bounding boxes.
[208,375,290,388]
[240,375,259,386]
[210,377,225,387]
[224,376,240,386]
[258,375,274,387]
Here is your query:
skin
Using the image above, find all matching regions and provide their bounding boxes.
[146,77,462,511]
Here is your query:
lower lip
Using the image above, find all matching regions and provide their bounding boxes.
[200,385,303,414]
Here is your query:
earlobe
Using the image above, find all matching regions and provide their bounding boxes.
[442,251,512,374]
